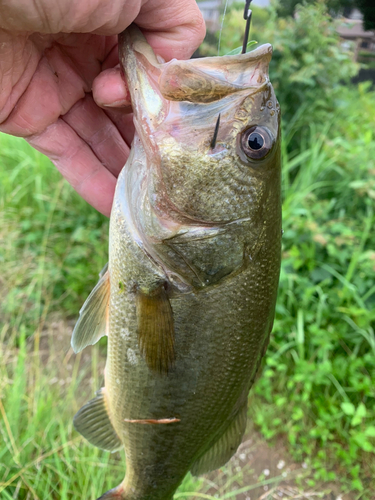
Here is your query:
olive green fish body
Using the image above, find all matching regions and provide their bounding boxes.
[72,25,281,500]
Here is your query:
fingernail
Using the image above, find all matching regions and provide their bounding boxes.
[102,99,131,108]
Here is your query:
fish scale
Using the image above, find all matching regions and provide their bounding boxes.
[71,24,281,500]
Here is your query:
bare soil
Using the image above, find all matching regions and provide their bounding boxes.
[193,429,354,500]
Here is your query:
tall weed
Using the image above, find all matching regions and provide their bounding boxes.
[0,137,109,338]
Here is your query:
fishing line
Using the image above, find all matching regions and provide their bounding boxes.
[217,0,229,56]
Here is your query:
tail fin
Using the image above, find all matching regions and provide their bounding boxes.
[97,484,173,500]
[97,485,125,500]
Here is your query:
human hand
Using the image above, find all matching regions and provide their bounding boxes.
[0,1,205,216]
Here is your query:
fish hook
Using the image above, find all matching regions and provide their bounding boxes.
[242,0,253,54]
[210,114,221,150]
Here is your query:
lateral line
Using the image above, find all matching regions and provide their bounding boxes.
[123,418,180,425]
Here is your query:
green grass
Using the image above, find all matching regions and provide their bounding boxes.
[0,330,122,499]
[0,80,375,498]
[0,137,117,499]
[0,136,109,334]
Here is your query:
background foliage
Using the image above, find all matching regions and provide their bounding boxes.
[276,0,375,30]
[1,2,375,498]
[219,2,359,140]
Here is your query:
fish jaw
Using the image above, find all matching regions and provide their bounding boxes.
[117,26,281,291]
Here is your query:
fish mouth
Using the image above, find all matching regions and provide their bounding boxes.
[118,24,275,222]
[119,25,273,109]
[158,44,273,104]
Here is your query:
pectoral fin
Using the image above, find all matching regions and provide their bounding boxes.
[73,389,121,452]
[191,403,248,476]
[99,262,109,278]
[136,284,175,375]
[71,267,110,353]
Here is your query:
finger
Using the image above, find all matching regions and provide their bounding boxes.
[92,65,135,145]
[27,119,117,216]
[0,1,140,35]
[63,94,129,178]
[0,0,206,58]
[136,0,206,61]
[0,41,88,137]
[102,108,135,147]
[92,66,130,108]
[1,0,205,60]
[101,42,120,71]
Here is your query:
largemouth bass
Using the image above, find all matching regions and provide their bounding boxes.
[71,25,281,500]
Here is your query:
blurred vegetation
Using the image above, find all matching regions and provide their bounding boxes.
[213,2,359,142]
[277,0,353,17]
[276,0,375,31]
[0,141,109,334]
[1,2,375,498]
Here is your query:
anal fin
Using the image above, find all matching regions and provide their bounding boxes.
[71,266,110,353]
[191,403,248,476]
[136,284,175,375]
[73,388,121,452]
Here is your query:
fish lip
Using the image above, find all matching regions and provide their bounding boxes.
[167,44,274,76]
[203,43,273,62]
[164,43,273,70]
[157,45,273,105]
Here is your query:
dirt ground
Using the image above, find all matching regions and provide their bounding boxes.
[193,430,354,500]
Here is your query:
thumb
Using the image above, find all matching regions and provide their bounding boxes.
[93,0,205,109]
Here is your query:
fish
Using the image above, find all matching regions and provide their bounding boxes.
[71,24,281,500]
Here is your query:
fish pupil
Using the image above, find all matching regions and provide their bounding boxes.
[248,132,264,151]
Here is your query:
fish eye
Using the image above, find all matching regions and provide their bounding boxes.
[240,126,273,160]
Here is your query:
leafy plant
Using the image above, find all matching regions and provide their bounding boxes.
[217,2,358,144]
